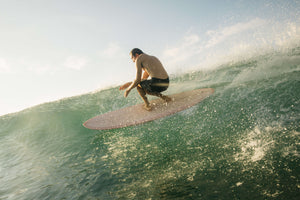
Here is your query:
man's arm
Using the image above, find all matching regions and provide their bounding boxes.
[142,70,149,80]
[124,62,142,97]
[119,82,132,90]
[120,70,148,91]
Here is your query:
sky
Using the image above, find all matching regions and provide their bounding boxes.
[0,0,299,116]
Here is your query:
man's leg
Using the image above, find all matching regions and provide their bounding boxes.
[137,85,151,110]
[146,91,172,102]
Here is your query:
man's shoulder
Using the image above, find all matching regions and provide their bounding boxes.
[136,53,147,63]
[139,53,157,61]
[139,53,148,59]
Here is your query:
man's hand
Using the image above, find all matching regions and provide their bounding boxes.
[119,82,132,90]
[124,89,131,97]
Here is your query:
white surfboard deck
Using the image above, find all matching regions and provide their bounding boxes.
[83,88,214,130]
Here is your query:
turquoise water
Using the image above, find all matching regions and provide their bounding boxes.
[0,49,299,199]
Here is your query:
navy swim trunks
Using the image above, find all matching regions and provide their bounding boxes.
[140,77,169,93]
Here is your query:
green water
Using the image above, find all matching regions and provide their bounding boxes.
[0,49,299,199]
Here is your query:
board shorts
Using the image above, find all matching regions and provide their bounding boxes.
[140,77,169,93]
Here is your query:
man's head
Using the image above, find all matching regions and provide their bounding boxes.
[130,48,144,62]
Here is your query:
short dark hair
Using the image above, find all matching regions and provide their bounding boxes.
[130,48,144,57]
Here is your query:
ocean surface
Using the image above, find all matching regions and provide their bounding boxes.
[0,48,299,199]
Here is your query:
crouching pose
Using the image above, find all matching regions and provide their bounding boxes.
[120,48,171,111]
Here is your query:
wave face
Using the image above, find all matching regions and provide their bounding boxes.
[0,48,299,199]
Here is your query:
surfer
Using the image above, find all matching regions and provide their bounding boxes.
[120,48,171,111]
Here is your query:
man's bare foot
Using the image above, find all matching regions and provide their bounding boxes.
[143,104,152,111]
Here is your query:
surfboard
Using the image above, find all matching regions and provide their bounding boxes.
[83,88,214,130]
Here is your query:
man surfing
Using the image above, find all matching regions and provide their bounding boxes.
[119,48,171,111]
